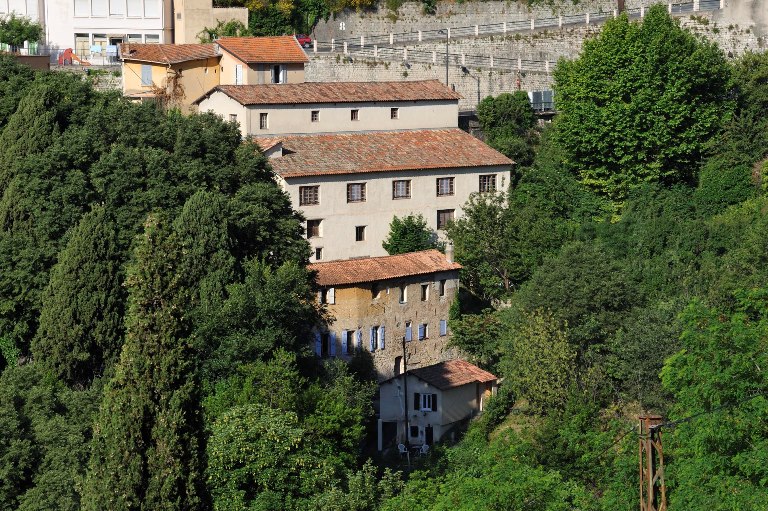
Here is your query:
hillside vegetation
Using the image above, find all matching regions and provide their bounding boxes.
[1,6,767,510]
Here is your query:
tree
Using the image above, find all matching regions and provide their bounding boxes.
[82,216,208,511]
[661,291,768,509]
[477,91,538,166]
[197,19,251,43]
[32,207,124,387]
[554,5,733,202]
[382,214,442,255]
[0,14,42,51]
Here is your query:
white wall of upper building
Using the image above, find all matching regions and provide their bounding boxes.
[278,165,511,262]
[198,89,249,130]
[245,99,459,137]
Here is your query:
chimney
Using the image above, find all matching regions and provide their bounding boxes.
[445,241,454,263]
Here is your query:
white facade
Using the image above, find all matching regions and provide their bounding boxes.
[278,166,510,262]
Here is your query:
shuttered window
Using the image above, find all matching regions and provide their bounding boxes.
[140,64,152,86]
[341,330,349,355]
[379,326,385,350]
[439,319,447,337]
[329,332,336,357]
[405,322,412,342]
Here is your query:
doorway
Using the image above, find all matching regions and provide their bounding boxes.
[425,424,434,445]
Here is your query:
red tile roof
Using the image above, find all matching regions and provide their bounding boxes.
[308,249,461,287]
[261,129,513,178]
[201,80,462,105]
[409,359,497,390]
[119,43,217,65]
[216,36,308,64]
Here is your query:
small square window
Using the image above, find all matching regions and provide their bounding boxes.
[307,219,322,238]
[436,177,455,197]
[399,285,407,303]
[259,112,268,130]
[311,110,319,122]
[351,109,359,121]
[391,107,399,119]
[347,183,366,203]
[439,279,446,297]
[355,226,366,242]
[314,247,323,260]
[392,179,411,199]
[479,174,497,193]
[421,284,429,301]
[300,185,319,206]
[176,12,181,19]
[229,113,237,123]
[437,209,454,230]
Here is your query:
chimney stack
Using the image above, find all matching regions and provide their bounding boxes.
[445,241,454,263]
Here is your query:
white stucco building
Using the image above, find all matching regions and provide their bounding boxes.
[378,359,497,449]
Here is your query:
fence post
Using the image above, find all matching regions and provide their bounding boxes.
[693,0,700,10]
[613,8,617,17]
[545,60,549,72]
[360,36,364,48]
[403,48,408,61]
[640,5,645,17]
[432,51,436,63]
[418,30,422,42]
[343,41,348,55]
[517,57,522,71]
[586,12,590,24]
[462,53,466,66]
[719,0,724,8]
[313,39,317,53]
[331,38,335,52]
[559,15,563,28]
[447,27,451,39]
[668,3,672,13]
[531,18,535,31]
[503,21,507,33]
[390,33,393,45]
[490,54,494,67]
[475,25,479,36]
[374,45,378,58]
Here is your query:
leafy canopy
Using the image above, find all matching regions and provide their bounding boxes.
[381,214,442,255]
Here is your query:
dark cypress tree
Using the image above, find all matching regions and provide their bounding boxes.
[32,207,124,387]
[82,214,208,511]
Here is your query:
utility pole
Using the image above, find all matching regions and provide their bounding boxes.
[639,415,667,511]
[438,29,448,86]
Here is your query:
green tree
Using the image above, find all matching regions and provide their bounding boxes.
[382,213,442,255]
[554,5,732,202]
[32,207,124,386]
[477,91,538,166]
[661,291,768,509]
[0,14,42,51]
[82,216,207,511]
[197,19,251,43]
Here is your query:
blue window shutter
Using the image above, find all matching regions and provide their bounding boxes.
[141,64,152,86]
[379,326,385,350]
[418,324,425,340]
[369,327,375,351]
[341,330,348,355]
[440,319,447,336]
[330,331,337,357]
[314,332,322,357]
[357,329,362,351]
[405,324,412,342]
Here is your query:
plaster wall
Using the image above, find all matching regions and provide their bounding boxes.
[279,165,512,261]
[197,89,248,130]
[173,0,247,44]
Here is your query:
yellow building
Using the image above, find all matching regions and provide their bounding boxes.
[120,43,220,111]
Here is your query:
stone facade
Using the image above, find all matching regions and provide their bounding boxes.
[316,268,460,382]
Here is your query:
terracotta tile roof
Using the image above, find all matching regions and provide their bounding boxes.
[119,43,217,65]
[261,129,513,178]
[308,249,461,287]
[216,36,308,64]
[409,359,497,390]
[201,80,462,105]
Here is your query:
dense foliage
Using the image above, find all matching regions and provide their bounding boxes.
[382,213,442,255]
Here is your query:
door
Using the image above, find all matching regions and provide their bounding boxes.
[425,424,434,445]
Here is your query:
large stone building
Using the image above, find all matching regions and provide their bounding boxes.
[308,249,461,381]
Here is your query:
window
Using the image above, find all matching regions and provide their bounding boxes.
[144,35,160,44]
[314,247,323,260]
[436,177,455,196]
[351,109,359,121]
[342,330,354,355]
[355,226,366,242]
[439,319,448,337]
[306,219,321,238]
[234,64,243,85]
[311,110,319,122]
[369,326,379,351]
[421,284,429,301]
[140,64,152,86]
[418,323,428,340]
[320,287,335,304]
[271,64,285,84]
[259,113,268,130]
[399,285,407,304]
[371,283,381,299]
[392,180,411,199]
[299,185,319,206]
[347,183,366,203]
[479,174,497,193]
[391,107,399,119]
[405,321,413,341]
[229,114,237,123]
[437,209,454,230]
[439,279,446,297]
[414,393,437,411]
